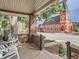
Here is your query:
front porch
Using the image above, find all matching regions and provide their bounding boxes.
[19,43,63,59]
[0,0,79,59]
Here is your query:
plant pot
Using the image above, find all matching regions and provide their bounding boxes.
[2,30,9,41]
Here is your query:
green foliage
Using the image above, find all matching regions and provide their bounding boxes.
[42,3,64,21]
[1,15,11,30]
[0,14,11,41]
[43,13,49,21]
[0,22,2,28]
[59,43,67,56]
[4,15,10,20]
[17,17,27,23]
[3,30,9,41]
[0,14,11,30]
[1,20,11,30]
[0,14,2,20]
[17,17,29,28]
[45,39,55,43]
[77,23,79,29]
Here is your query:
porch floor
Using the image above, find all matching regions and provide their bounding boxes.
[18,43,63,59]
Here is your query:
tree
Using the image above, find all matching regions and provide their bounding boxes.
[17,17,29,27]
[17,16,29,32]
[77,23,79,29]
[51,4,64,14]
[2,15,11,30]
[42,3,64,21]
[1,15,11,41]
[43,13,48,21]
[0,14,2,28]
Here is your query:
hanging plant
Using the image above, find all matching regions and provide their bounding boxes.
[1,16,11,41]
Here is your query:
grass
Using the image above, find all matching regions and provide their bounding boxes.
[45,39,55,43]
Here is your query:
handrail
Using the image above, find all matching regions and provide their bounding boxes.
[31,34,45,50]
[66,42,79,59]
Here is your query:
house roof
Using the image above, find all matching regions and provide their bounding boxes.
[42,15,60,26]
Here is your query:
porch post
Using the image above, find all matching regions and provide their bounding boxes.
[28,15,31,42]
[28,15,36,42]
[66,41,71,59]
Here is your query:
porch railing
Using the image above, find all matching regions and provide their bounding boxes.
[31,34,45,50]
[66,42,79,59]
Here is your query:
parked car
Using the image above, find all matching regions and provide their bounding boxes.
[74,29,79,32]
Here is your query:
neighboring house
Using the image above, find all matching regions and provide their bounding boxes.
[40,11,74,33]
[60,11,74,32]
[40,14,60,33]
[31,18,45,33]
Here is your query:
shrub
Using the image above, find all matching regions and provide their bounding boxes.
[45,39,55,43]
[59,43,67,56]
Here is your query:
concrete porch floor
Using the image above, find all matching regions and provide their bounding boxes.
[18,43,63,59]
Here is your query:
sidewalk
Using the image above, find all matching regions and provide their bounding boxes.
[72,32,79,35]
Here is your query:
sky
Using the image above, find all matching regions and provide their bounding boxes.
[36,19,45,26]
[67,0,79,22]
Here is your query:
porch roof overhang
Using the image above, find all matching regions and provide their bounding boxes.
[0,0,57,15]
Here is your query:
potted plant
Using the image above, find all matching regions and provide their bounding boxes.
[1,16,11,41]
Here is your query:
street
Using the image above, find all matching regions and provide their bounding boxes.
[37,32,79,45]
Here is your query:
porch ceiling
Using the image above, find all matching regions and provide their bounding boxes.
[0,0,55,15]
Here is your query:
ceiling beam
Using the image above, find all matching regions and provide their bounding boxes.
[0,0,56,15]
[0,8,33,15]
[34,0,56,14]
